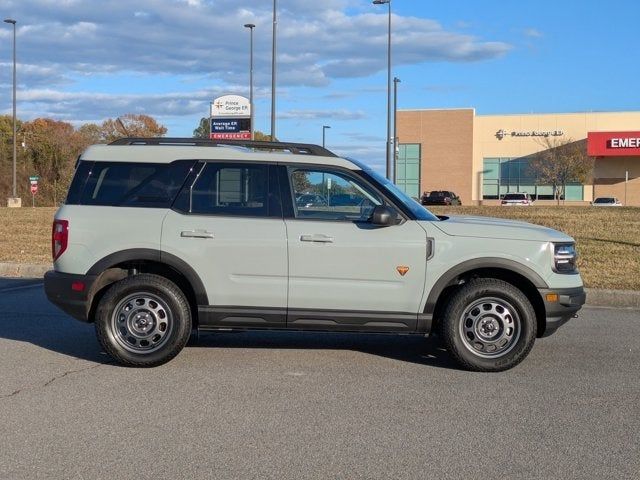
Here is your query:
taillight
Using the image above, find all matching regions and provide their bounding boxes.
[52,219,69,261]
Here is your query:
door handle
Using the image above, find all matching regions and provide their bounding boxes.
[181,230,214,239]
[300,234,334,243]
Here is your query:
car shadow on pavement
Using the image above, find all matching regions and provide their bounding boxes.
[0,283,111,364]
[0,281,459,369]
[192,331,460,370]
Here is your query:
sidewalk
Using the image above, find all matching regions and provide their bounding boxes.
[1,262,638,309]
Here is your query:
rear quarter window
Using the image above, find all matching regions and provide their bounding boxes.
[65,160,197,207]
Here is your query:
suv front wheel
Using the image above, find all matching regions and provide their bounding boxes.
[95,274,192,367]
[440,278,537,372]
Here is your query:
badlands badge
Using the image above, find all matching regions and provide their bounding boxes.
[396,266,409,277]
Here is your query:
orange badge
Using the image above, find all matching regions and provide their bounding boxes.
[396,266,409,276]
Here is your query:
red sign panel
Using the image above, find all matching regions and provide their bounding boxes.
[30,184,38,195]
[210,132,252,140]
[587,131,640,157]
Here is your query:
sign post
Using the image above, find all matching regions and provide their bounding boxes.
[29,175,39,208]
[625,170,629,206]
[210,95,252,140]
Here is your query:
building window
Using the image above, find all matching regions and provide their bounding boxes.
[396,144,421,199]
[482,157,584,201]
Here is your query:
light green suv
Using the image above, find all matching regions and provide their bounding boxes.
[45,138,585,371]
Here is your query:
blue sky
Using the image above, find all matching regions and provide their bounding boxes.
[1,0,639,171]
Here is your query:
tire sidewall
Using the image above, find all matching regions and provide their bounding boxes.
[442,280,537,371]
[96,274,192,367]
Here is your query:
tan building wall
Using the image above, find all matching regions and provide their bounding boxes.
[397,109,640,206]
[397,109,474,204]
[473,111,640,204]
[593,157,640,205]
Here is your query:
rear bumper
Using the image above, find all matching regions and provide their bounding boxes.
[539,286,586,337]
[44,270,97,322]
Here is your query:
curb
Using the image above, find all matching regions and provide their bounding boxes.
[584,288,640,310]
[0,262,638,310]
[0,262,51,279]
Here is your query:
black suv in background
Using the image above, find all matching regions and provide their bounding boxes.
[421,191,462,206]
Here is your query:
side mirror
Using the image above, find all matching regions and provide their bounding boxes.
[371,205,397,226]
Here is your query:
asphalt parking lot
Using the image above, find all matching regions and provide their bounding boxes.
[0,278,638,480]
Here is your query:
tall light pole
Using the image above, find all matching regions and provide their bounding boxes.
[373,0,392,180]
[4,18,18,204]
[322,125,331,148]
[271,0,277,141]
[393,77,401,183]
[244,23,255,140]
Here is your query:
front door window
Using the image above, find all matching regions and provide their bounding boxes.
[290,169,382,222]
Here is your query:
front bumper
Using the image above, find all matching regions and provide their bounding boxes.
[44,270,97,322]
[538,286,586,337]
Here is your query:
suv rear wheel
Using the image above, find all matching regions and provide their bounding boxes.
[439,278,537,372]
[95,274,192,367]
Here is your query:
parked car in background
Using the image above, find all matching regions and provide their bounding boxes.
[296,194,327,208]
[329,193,362,207]
[591,197,622,207]
[421,190,462,206]
[501,193,533,206]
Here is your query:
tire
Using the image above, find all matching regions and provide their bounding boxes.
[439,278,537,372]
[95,274,192,367]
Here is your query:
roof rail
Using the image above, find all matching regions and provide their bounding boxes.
[108,137,338,157]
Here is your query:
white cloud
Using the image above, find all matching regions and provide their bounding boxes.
[279,109,367,120]
[0,0,512,159]
[11,87,234,121]
[0,0,510,90]
[523,28,543,38]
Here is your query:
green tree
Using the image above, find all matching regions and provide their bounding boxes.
[0,115,23,198]
[193,117,210,139]
[77,123,104,147]
[22,118,83,205]
[254,130,277,141]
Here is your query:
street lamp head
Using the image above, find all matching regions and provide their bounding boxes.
[394,77,401,83]
[323,125,331,129]
[372,0,389,5]
[244,23,255,29]
[4,18,17,24]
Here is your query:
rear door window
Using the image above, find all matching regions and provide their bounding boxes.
[173,162,281,218]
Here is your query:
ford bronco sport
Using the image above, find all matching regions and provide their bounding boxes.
[45,138,585,371]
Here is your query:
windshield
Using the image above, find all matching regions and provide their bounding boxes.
[358,166,440,221]
[594,198,614,203]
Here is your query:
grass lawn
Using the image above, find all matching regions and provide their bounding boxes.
[0,207,56,265]
[1,206,638,290]
[430,206,640,291]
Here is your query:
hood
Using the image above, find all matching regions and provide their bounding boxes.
[431,215,574,242]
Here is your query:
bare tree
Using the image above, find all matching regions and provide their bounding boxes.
[529,137,594,205]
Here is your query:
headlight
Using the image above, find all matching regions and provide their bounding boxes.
[553,243,578,273]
